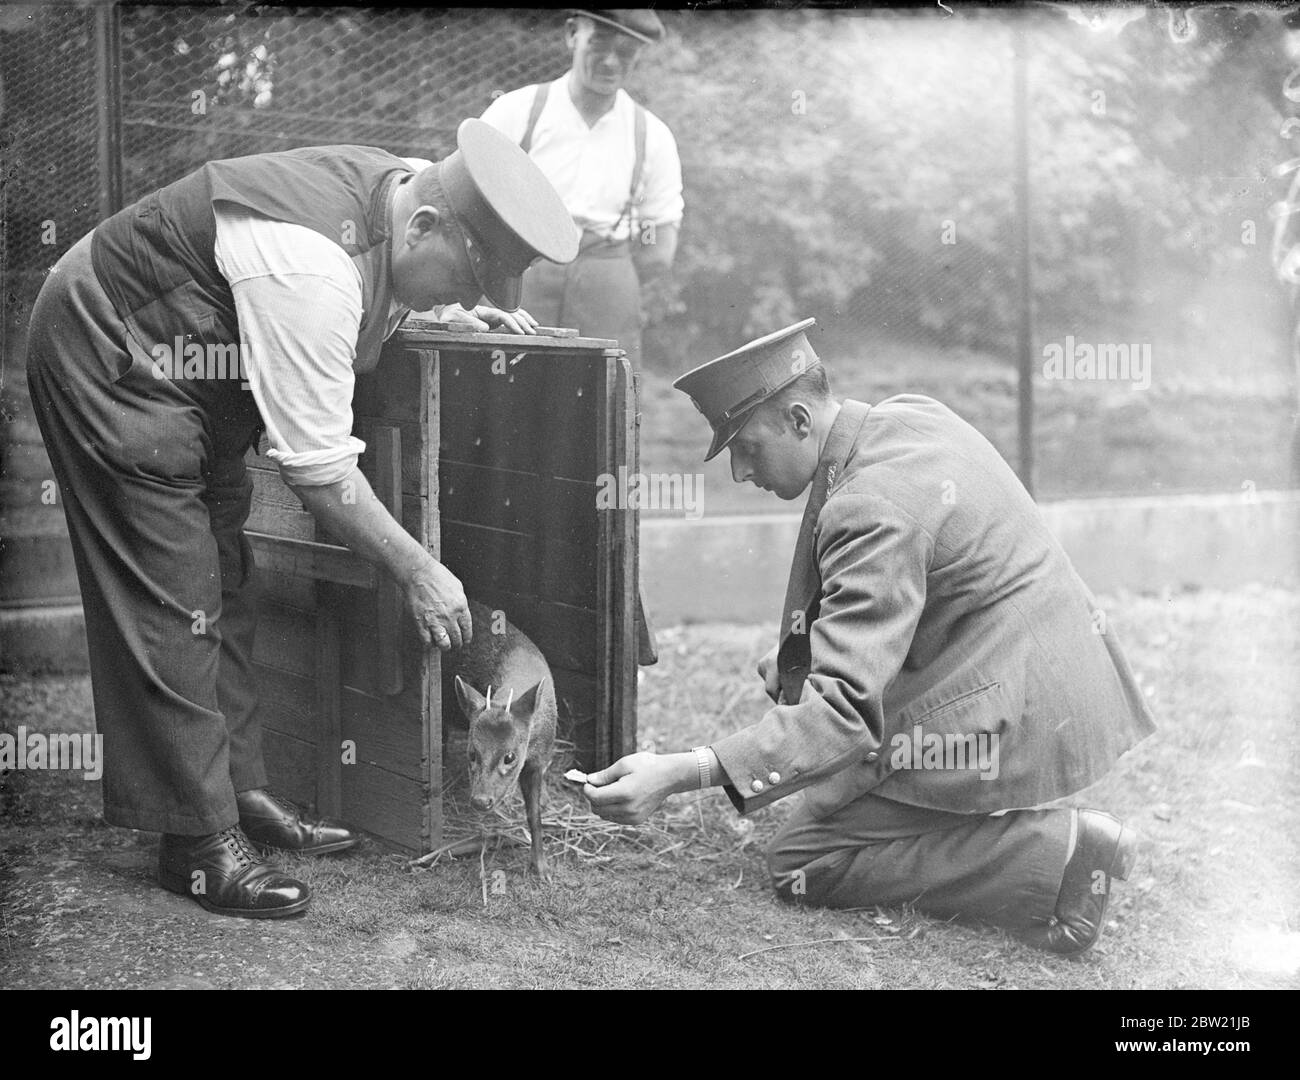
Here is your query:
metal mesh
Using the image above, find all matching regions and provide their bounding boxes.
[117,5,567,198]
[1,4,570,301]
[1,2,103,301]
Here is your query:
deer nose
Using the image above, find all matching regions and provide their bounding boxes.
[470,795,494,812]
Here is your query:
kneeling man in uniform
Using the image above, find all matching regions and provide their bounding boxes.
[585,319,1156,955]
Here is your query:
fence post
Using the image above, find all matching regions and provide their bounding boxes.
[93,0,123,219]
[1012,24,1035,497]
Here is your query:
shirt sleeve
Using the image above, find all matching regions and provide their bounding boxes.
[709,491,932,813]
[213,206,367,487]
[639,112,684,228]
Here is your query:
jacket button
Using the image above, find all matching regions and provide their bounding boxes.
[768,772,781,785]
[750,779,764,793]
[865,752,879,763]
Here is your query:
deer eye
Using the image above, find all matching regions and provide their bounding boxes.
[468,751,479,765]
[503,752,517,767]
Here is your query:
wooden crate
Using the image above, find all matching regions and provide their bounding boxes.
[243,326,642,854]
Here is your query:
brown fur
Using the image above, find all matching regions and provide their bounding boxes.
[443,600,557,876]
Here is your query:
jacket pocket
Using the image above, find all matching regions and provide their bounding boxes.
[909,680,1002,728]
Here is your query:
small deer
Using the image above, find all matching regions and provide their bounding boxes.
[444,601,556,878]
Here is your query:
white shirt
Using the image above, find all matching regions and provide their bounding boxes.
[213,204,410,487]
[211,157,446,488]
[480,76,683,241]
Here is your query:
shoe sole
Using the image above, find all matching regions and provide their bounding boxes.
[158,868,311,919]
[1109,823,1138,883]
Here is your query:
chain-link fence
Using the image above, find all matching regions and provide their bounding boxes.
[2,2,107,302]
[1,3,1295,504]
[3,3,570,307]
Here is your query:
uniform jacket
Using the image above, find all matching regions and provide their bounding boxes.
[710,395,1156,818]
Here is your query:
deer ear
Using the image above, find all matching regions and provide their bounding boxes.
[510,678,545,719]
[536,675,555,714]
[454,676,486,716]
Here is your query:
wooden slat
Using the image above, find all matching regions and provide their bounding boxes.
[315,593,343,817]
[247,465,314,540]
[337,588,426,710]
[354,416,426,498]
[339,687,424,782]
[262,728,317,810]
[438,355,599,481]
[340,761,427,854]
[374,424,404,696]
[245,532,377,588]
[252,601,315,678]
[594,351,639,764]
[616,352,640,758]
[421,349,442,854]
[396,325,616,350]
[256,568,317,613]
[254,665,317,744]
[353,347,423,424]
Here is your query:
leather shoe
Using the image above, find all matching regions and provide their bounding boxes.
[159,825,310,919]
[236,788,360,855]
[1034,809,1138,956]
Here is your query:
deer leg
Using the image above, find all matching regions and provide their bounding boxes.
[519,763,549,879]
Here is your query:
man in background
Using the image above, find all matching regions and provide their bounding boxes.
[480,9,683,367]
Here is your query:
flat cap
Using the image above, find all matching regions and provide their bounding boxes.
[570,9,665,45]
[673,318,821,462]
[439,118,579,310]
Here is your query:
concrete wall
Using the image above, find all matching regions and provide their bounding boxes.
[3,491,1297,672]
[640,490,1300,626]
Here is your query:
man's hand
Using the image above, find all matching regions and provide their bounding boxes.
[757,643,782,703]
[438,302,538,335]
[291,469,473,652]
[584,751,697,825]
[401,555,472,651]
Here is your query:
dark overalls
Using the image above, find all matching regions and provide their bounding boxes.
[514,81,648,366]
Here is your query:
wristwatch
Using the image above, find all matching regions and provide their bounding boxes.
[690,746,713,790]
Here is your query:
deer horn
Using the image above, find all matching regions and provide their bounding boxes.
[505,688,515,712]
[485,685,492,709]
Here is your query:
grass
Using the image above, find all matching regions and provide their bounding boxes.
[1,585,1297,989]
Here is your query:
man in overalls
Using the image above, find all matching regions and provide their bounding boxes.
[480,9,683,368]
[25,120,578,918]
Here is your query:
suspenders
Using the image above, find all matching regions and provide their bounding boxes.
[519,81,647,241]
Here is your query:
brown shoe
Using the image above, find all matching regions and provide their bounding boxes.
[159,825,310,919]
[236,788,360,855]
[1034,809,1138,957]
